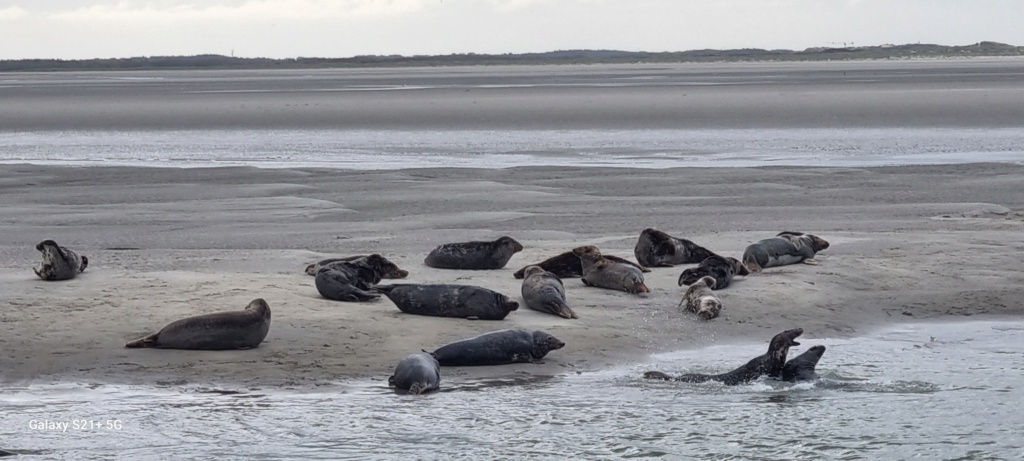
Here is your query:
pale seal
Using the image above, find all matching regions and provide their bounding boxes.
[512,250,650,279]
[33,240,88,281]
[678,255,750,290]
[125,298,271,350]
[424,236,524,270]
[573,245,650,294]
[305,255,408,278]
[375,283,520,320]
[780,345,826,382]
[680,275,722,320]
[314,254,408,302]
[429,329,566,366]
[388,352,441,395]
[643,328,803,385]
[634,228,715,268]
[742,231,830,272]
[520,265,577,319]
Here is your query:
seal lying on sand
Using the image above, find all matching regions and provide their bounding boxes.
[680,276,722,320]
[314,254,408,302]
[512,251,650,279]
[520,266,577,319]
[634,228,715,268]
[780,345,826,382]
[125,298,271,350]
[33,240,88,281]
[305,255,408,278]
[678,255,750,290]
[424,236,524,270]
[429,329,566,366]
[573,245,650,294]
[643,328,803,385]
[389,352,441,395]
[742,231,830,272]
[375,284,519,320]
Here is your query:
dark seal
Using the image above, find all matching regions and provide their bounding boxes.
[573,245,650,294]
[643,328,803,385]
[375,283,520,320]
[125,298,271,350]
[429,329,566,366]
[512,250,650,279]
[314,254,408,302]
[678,255,750,290]
[781,345,826,382]
[520,265,577,319]
[742,231,830,272]
[305,255,408,278]
[633,228,715,268]
[34,240,88,281]
[388,352,441,395]
[424,236,524,270]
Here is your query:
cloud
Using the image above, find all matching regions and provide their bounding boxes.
[0,5,29,20]
[48,0,434,22]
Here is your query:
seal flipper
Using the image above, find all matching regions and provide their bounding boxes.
[80,256,89,272]
[125,334,160,348]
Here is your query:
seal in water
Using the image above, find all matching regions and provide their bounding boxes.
[388,352,441,395]
[680,276,722,320]
[633,228,715,268]
[429,328,566,366]
[573,245,650,294]
[314,254,408,302]
[643,328,803,385]
[780,345,826,382]
[375,283,519,320]
[125,298,271,350]
[305,255,408,278]
[424,236,524,270]
[678,254,750,290]
[33,240,88,281]
[742,231,830,272]
[520,265,577,319]
[512,250,650,279]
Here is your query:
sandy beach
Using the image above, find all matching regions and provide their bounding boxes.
[1,163,1022,387]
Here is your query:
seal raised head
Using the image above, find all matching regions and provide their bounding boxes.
[573,245,650,294]
[34,240,88,281]
[780,345,826,382]
[680,276,722,320]
[742,231,830,272]
[520,265,577,319]
[125,298,271,350]
[429,329,566,366]
[512,250,649,279]
[678,255,750,290]
[634,228,715,268]
[388,352,441,395]
[424,236,524,270]
[305,255,408,278]
[314,254,408,302]
[375,283,519,320]
[643,328,803,385]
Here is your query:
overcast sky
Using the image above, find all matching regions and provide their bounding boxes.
[1,0,1022,60]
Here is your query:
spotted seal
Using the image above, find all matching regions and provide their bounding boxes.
[512,250,650,279]
[429,329,566,366]
[375,283,519,320]
[33,240,88,281]
[680,276,722,320]
[305,255,408,278]
[314,254,408,302]
[573,245,650,294]
[643,328,803,385]
[424,236,524,270]
[780,345,826,381]
[742,231,830,272]
[125,298,271,350]
[633,228,715,268]
[678,255,750,290]
[388,352,441,395]
[520,265,577,319]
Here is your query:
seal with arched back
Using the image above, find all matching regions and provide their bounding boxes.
[520,265,577,319]
[573,245,650,294]
[389,352,441,395]
[742,231,830,272]
[305,255,408,278]
[429,329,566,366]
[424,236,523,270]
[643,328,803,385]
[125,298,271,350]
[375,283,519,320]
[34,240,88,281]
[634,228,715,268]
[678,255,750,290]
[314,254,408,302]
[512,250,649,279]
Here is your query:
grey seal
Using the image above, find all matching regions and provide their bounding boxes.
[678,255,750,290]
[125,298,271,350]
[388,352,441,395]
[33,240,88,281]
[424,236,524,270]
[573,245,650,294]
[781,345,826,382]
[305,254,408,278]
[375,283,519,320]
[634,228,715,267]
[643,328,803,385]
[512,250,650,279]
[680,275,722,320]
[429,329,566,366]
[742,231,830,272]
[520,265,577,319]
[314,254,408,302]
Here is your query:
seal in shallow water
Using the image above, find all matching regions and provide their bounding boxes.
[573,245,650,294]
[429,329,566,366]
[389,352,441,395]
[680,276,722,320]
[512,250,650,279]
[424,236,524,270]
[643,328,803,385]
[314,254,408,302]
[305,255,408,278]
[742,231,830,272]
[33,240,88,281]
[678,254,750,290]
[634,228,715,268]
[780,345,826,382]
[375,283,519,320]
[125,298,271,350]
[520,265,577,319]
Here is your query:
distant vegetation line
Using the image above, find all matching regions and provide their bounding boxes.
[2,42,1022,72]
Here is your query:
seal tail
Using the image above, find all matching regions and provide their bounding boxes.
[548,301,578,319]
[80,256,89,272]
[304,263,317,275]
[408,383,426,395]
[125,334,159,348]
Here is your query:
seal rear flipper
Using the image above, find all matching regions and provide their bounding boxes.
[125,334,160,348]
[551,302,578,319]
[388,375,397,388]
[802,258,819,265]
[80,256,89,272]
[371,285,397,294]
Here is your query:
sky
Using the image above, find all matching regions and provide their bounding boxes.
[1,0,1023,60]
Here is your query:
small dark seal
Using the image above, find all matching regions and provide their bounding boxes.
[742,231,830,272]
[375,284,520,320]
[781,345,826,382]
[680,276,722,320]
[388,352,441,395]
[305,255,408,278]
[33,240,88,281]
[678,255,750,290]
[314,254,408,302]
[512,250,650,279]
[429,329,566,366]
[633,228,715,268]
[520,265,577,319]
[424,236,524,270]
[643,328,803,385]
[125,298,271,350]
[573,245,650,294]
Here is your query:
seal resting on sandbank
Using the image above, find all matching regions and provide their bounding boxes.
[643,328,803,385]
[429,329,566,366]
[678,254,750,290]
[573,245,650,294]
[389,352,441,395]
[375,283,520,320]
[680,276,722,320]
[314,254,408,302]
[33,240,88,281]
[742,231,830,272]
[512,250,649,279]
[520,265,577,319]
[424,236,523,270]
[305,255,408,278]
[634,228,715,268]
[125,298,271,350]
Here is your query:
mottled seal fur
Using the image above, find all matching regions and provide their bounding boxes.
[742,231,830,272]
[305,255,408,278]
[634,228,715,268]
[314,254,408,302]
[429,329,566,366]
[573,245,650,294]
[424,236,524,270]
[33,240,88,281]
[512,251,650,279]
[678,255,750,290]
[643,328,803,385]
[680,276,722,320]
[520,266,577,319]
[781,345,826,382]
[375,283,519,320]
[125,298,271,350]
[388,352,441,395]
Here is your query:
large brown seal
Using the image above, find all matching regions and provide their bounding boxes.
[678,255,750,290]
[305,255,408,278]
[680,276,722,320]
[388,352,441,395]
[424,236,523,270]
[512,250,649,279]
[634,228,715,268]
[742,231,830,272]
[520,265,577,319]
[33,240,88,281]
[125,298,271,350]
[375,283,520,320]
[429,329,566,366]
[573,245,650,294]
[643,328,803,385]
[314,254,408,302]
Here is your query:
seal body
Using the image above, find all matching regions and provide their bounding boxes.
[742,231,830,272]
[520,266,577,319]
[424,236,524,270]
[644,328,803,385]
[634,228,715,268]
[781,345,826,381]
[33,240,88,281]
[306,255,408,278]
[376,283,519,320]
[678,255,750,290]
[680,276,722,320]
[573,245,650,294]
[314,254,407,302]
[430,329,566,366]
[389,352,441,395]
[512,251,649,279]
[125,298,271,350]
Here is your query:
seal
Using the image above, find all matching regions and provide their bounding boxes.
[678,255,750,290]
[780,345,826,382]
[633,228,715,268]
[305,255,408,278]
[680,275,722,320]
[643,328,803,385]
[424,236,524,270]
[573,245,650,294]
[429,329,566,366]
[125,298,271,350]
[388,352,441,395]
[375,283,520,320]
[314,254,408,302]
[512,251,650,279]
[520,265,577,319]
[33,240,88,281]
[742,231,830,272]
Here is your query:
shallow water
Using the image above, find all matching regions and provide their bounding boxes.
[3,319,1023,459]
